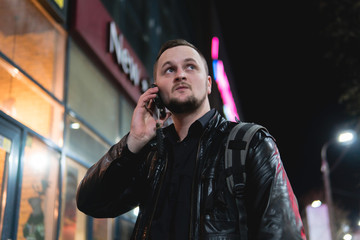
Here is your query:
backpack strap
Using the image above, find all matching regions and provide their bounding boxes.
[225,122,268,239]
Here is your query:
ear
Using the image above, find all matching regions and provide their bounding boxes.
[207,75,212,95]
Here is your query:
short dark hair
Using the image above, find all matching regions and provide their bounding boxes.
[153,39,209,80]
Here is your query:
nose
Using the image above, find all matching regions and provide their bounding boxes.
[174,69,186,82]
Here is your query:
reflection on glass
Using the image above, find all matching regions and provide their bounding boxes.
[118,218,134,239]
[93,218,112,240]
[67,40,121,143]
[60,158,87,240]
[17,135,60,240]
[0,0,66,100]
[0,58,64,146]
[65,115,110,166]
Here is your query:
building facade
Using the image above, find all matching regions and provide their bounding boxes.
[0,0,239,239]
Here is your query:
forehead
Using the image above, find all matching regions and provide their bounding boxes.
[157,45,202,66]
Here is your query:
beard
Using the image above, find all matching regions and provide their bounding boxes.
[166,94,206,114]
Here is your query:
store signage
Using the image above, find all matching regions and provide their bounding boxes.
[39,0,68,23]
[73,0,150,102]
[109,22,148,92]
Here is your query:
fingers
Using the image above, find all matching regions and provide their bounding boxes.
[156,112,172,128]
[138,87,158,115]
[140,86,158,103]
[136,87,158,112]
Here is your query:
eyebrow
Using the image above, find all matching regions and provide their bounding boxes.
[161,61,173,70]
[184,58,198,64]
[160,58,198,69]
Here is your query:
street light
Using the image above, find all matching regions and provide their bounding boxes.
[337,130,356,144]
[321,130,356,240]
[311,200,322,208]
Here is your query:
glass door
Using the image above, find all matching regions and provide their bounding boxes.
[0,116,21,240]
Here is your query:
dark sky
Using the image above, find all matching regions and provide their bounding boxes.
[214,0,359,226]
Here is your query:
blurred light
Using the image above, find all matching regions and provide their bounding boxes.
[337,130,355,144]
[342,224,350,233]
[211,36,219,60]
[212,60,239,121]
[311,200,322,208]
[343,233,352,240]
[306,203,331,240]
[133,206,139,216]
[358,220,360,226]
[10,67,19,77]
[30,153,49,173]
[211,36,239,121]
[70,122,80,129]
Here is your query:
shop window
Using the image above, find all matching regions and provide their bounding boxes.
[17,134,60,240]
[0,57,64,146]
[115,209,137,239]
[60,157,87,240]
[0,0,66,101]
[119,94,133,138]
[65,114,110,166]
[118,218,135,239]
[67,40,126,143]
[0,134,11,233]
[93,218,114,240]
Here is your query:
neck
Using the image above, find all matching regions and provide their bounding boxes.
[171,101,211,141]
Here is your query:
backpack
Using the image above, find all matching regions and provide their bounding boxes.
[225,122,268,240]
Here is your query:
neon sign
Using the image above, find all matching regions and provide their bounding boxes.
[211,36,239,121]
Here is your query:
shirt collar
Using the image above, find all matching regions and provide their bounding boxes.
[166,109,216,142]
[195,108,216,129]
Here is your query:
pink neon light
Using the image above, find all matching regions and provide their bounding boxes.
[214,60,239,121]
[211,37,219,60]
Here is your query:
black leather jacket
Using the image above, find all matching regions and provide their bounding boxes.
[77,111,306,239]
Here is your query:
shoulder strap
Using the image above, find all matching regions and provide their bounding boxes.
[225,122,268,240]
[225,122,268,195]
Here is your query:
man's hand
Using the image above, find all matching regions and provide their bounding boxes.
[127,86,170,153]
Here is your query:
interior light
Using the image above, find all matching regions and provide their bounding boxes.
[70,122,80,129]
[10,67,19,77]
[29,153,49,173]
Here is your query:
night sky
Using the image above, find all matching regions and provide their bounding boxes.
[214,0,359,228]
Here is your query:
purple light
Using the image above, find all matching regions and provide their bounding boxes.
[211,36,239,121]
[213,60,239,121]
[211,37,219,60]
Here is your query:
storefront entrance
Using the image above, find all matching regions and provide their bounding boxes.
[0,116,21,240]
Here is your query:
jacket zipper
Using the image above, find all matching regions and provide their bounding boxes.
[188,130,207,239]
[142,152,168,240]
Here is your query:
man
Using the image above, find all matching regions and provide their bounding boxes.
[76,39,306,239]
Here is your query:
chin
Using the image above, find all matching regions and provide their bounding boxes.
[167,95,204,114]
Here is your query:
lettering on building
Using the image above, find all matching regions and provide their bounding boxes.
[109,22,149,92]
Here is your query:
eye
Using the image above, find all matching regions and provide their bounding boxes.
[186,64,195,70]
[165,67,175,74]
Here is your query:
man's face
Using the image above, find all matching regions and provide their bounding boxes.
[155,46,211,114]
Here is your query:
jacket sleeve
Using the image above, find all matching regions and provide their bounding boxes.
[76,134,148,218]
[245,131,306,240]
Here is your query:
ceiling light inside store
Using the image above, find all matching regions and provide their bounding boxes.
[70,122,80,129]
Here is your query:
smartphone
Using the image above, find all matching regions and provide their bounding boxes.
[151,84,166,119]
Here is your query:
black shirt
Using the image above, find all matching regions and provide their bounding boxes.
[150,109,215,240]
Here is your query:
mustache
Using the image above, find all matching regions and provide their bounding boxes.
[171,82,192,93]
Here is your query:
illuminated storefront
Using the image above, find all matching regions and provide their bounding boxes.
[0,0,241,239]
[0,0,146,239]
